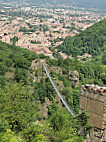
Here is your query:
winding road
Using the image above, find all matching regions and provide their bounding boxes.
[42,63,75,117]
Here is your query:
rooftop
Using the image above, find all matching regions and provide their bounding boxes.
[82,84,106,95]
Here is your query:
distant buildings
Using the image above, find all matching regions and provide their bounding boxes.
[59,52,67,60]
[77,54,92,60]
[0,7,105,59]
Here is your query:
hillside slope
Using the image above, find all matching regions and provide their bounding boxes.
[58,19,106,57]
[0,39,105,141]
[0,41,85,142]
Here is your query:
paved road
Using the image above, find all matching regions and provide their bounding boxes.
[43,63,75,117]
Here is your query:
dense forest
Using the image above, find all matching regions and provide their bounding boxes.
[57,19,106,57]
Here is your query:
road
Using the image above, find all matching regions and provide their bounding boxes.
[42,63,75,117]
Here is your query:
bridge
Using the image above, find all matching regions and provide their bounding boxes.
[42,63,75,117]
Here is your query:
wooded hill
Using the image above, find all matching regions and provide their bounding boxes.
[58,19,106,57]
[0,41,86,142]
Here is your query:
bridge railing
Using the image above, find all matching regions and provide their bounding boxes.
[42,63,75,117]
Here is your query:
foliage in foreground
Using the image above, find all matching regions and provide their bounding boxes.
[0,83,86,142]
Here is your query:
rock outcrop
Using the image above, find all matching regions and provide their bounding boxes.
[67,70,79,87]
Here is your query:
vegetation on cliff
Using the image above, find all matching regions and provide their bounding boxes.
[0,41,86,142]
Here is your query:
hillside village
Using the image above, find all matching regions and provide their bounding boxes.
[0,8,105,59]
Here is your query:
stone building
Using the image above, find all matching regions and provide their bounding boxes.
[79,84,106,142]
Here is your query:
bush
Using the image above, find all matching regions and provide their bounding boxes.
[0,76,7,87]
[3,58,13,67]
[36,112,42,121]
[0,63,7,75]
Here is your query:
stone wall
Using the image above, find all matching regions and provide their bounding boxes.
[79,84,106,142]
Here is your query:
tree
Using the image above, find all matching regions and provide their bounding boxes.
[78,111,92,138]
[0,129,23,142]
[43,24,49,34]
[14,57,30,69]
[0,83,38,134]
[14,68,28,84]
[3,58,13,67]
[0,76,6,87]
[100,73,106,84]
[102,53,106,65]
[10,36,18,45]
[0,63,7,75]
